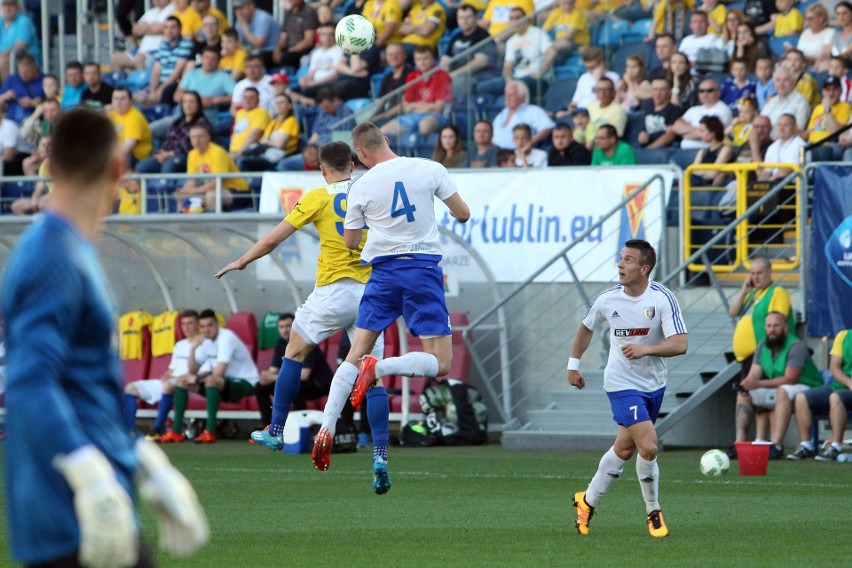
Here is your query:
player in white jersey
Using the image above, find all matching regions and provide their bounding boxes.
[567,239,688,538]
[310,122,471,473]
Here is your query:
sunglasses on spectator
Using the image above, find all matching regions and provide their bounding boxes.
[698,88,717,93]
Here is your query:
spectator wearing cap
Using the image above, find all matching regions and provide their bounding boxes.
[569,107,589,146]
[220,28,247,81]
[175,46,235,125]
[804,76,852,161]
[231,54,274,116]
[720,57,756,110]
[233,0,280,68]
[272,0,318,69]
[547,122,591,166]
[0,0,40,82]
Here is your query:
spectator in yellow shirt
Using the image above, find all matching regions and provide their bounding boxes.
[785,48,820,107]
[220,29,247,81]
[107,87,152,166]
[177,123,249,212]
[192,0,229,40]
[362,0,404,48]
[806,76,852,161]
[543,0,590,58]
[173,0,203,40]
[400,0,446,53]
[481,0,535,40]
[229,87,271,159]
[757,0,803,38]
[237,92,300,172]
[648,0,696,43]
[698,0,726,37]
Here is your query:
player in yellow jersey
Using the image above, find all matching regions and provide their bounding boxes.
[214,141,391,493]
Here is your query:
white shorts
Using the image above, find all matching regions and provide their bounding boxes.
[749,383,810,410]
[131,379,164,405]
[292,279,384,359]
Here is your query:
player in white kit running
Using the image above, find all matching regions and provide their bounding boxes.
[567,239,688,538]
[311,122,470,476]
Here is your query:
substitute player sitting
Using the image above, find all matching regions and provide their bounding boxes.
[567,239,688,538]
[215,141,390,492]
[310,122,470,480]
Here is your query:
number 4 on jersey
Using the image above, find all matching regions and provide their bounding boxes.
[391,181,416,222]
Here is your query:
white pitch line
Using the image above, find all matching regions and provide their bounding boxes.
[178,466,852,489]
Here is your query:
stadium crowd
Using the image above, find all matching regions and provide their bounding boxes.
[0,0,850,214]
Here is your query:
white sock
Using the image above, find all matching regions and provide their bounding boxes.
[375,352,439,378]
[831,441,843,451]
[320,362,358,435]
[801,441,815,451]
[636,455,661,514]
[585,447,625,508]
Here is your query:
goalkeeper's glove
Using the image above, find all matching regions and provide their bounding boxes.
[53,445,139,568]
[136,439,210,556]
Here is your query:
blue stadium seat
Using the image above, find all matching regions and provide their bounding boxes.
[345,98,373,113]
[126,69,150,91]
[543,77,577,114]
[370,72,387,98]
[622,111,646,147]
[103,70,126,87]
[142,104,172,123]
[472,94,494,121]
[553,53,584,79]
[598,19,631,48]
[438,35,452,58]
[630,18,655,39]
[769,35,799,57]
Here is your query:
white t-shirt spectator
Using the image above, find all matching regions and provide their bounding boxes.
[307,45,345,84]
[678,33,725,65]
[233,75,276,115]
[572,70,621,109]
[679,101,734,149]
[516,147,548,167]
[492,103,555,149]
[761,90,811,132]
[797,28,836,60]
[764,136,806,176]
[194,328,259,384]
[138,3,176,55]
[0,117,19,158]
[505,26,553,80]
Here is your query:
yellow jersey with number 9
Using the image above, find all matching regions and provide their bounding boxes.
[284,180,371,287]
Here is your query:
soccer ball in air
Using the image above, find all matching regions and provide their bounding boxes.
[699,449,730,477]
[335,15,376,55]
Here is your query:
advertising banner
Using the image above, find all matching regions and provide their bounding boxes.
[259,167,673,283]
[808,165,852,337]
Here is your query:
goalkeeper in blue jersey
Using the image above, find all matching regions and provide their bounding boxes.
[2,109,209,568]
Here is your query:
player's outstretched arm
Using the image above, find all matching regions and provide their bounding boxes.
[567,323,594,389]
[215,220,298,278]
[53,446,139,568]
[443,192,471,223]
[136,439,210,557]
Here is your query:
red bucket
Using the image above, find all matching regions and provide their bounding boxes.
[735,442,770,476]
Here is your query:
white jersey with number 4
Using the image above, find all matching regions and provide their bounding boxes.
[345,156,458,264]
[582,282,687,393]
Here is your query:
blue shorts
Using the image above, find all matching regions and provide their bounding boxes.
[607,387,666,427]
[356,258,451,337]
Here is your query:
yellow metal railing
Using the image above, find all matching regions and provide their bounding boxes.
[683,162,802,273]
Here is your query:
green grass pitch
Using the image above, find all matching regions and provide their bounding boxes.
[2,442,852,567]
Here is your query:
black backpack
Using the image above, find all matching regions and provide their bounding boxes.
[401,378,488,446]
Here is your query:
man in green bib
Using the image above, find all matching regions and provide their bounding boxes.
[729,257,795,370]
[733,311,822,460]
[785,328,852,462]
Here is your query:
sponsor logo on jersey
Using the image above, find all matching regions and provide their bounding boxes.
[613,328,651,337]
[644,306,655,320]
[611,310,620,318]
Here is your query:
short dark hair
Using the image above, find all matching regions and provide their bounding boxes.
[199,309,217,321]
[699,115,725,142]
[651,77,672,89]
[599,124,618,140]
[112,86,132,98]
[165,15,182,27]
[352,122,385,150]
[510,6,526,17]
[474,119,492,131]
[315,87,337,103]
[413,45,435,57]
[278,313,295,322]
[691,10,708,20]
[553,122,571,132]
[624,239,657,273]
[457,3,477,15]
[65,61,83,72]
[180,309,200,320]
[246,54,264,66]
[512,123,531,137]
[16,52,36,68]
[243,86,259,97]
[730,57,748,67]
[597,77,615,90]
[222,28,239,41]
[83,61,101,72]
[319,141,354,172]
[50,109,117,184]
[496,149,515,165]
[202,45,221,58]
[656,33,675,45]
[786,48,805,59]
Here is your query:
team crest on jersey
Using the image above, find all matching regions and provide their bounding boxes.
[643,306,655,320]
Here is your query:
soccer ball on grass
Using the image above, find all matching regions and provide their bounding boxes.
[335,15,376,55]
[699,449,730,477]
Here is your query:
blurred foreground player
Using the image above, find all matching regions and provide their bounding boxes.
[2,109,208,568]
[567,239,687,538]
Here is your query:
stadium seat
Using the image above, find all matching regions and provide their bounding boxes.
[629,18,655,40]
[597,19,630,48]
[438,35,452,58]
[623,111,646,146]
[543,78,577,114]
[103,69,126,87]
[345,98,372,113]
[611,41,656,77]
[142,104,172,123]
[149,354,171,379]
[553,53,585,79]
[256,348,275,372]
[126,69,150,91]
[226,311,259,360]
[769,35,799,57]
